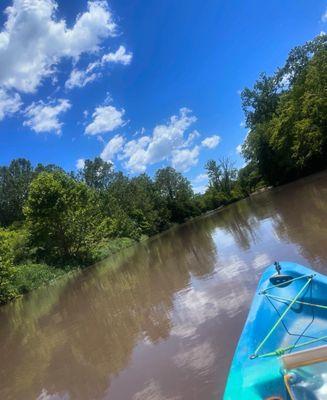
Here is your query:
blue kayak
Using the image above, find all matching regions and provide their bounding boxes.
[224,261,327,399]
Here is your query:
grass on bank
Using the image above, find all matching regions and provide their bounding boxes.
[13,237,136,294]
[0,228,136,305]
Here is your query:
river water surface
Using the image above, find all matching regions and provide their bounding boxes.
[1,172,327,400]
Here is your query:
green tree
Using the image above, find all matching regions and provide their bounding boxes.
[241,73,280,129]
[129,174,169,234]
[242,123,282,185]
[0,229,17,303]
[155,167,196,223]
[24,172,106,264]
[205,160,222,191]
[237,162,263,196]
[0,159,34,226]
[34,163,65,175]
[241,34,327,185]
[79,157,114,190]
[270,43,327,174]
[0,256,16,304]
[205,158,237,198]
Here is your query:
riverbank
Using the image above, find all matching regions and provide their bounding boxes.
[1,170,323,306]
[0,184,269,306]
[1,197,242,306]
[0,234,136,305]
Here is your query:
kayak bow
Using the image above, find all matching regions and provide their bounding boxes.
[223,261,327,399]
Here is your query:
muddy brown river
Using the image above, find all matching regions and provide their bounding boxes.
[1,172,327,400]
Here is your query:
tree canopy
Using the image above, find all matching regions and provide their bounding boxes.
[241,34,327,185]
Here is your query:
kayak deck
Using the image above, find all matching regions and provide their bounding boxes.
[223,262,327,399]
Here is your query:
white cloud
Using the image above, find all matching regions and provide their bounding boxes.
[120,108,197,173]
[24,98,71,134]
[145,107,196,162]
[0,89,22,120]
[191,173,208,194]
[95,108,221,174]
[76,158,85,169]
[201,135,220,149]
[101,45,132,65]
[65,46,132,90]
[183,129,200,147]
[193,173,208,183]
[100,134,125,162]
[120,136,150,173]
[85,105,125,135]
[322,8,327,22]
[240,121,246,128]
[236,144,242,154]
[171,145,200,172]
[65,68,99,89]
[84,46,132,72]
[0,0,116,94]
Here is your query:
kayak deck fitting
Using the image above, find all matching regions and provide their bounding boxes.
[223,261,327,399]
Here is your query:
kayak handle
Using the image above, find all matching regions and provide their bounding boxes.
[274,261,281,275]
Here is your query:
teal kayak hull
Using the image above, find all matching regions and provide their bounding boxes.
[223,262,327,399]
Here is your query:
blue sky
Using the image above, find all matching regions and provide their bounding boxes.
[0,0,326,192]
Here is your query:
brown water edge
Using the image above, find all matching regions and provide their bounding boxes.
[0,172,327,400]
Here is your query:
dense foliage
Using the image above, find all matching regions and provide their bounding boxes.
[241,35,327,185]
[0,159,210,303]
[25,172,105,264]
[0,35,326,304]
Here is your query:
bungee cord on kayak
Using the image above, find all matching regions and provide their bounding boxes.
[224,262,327,399]
[251,271,327,360]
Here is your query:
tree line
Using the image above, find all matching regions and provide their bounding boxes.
[240,34,327,187]
[0,34,326,304]
[0,156,241,303]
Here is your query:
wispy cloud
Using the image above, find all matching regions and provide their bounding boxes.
[321,7,327,22]
[65,69,99,90]
[101,134,125,162]
[201,135,221,149]
[101,46,133,66]
[0,89,22,121]
[24,99,71,134]
[65,46,133,90]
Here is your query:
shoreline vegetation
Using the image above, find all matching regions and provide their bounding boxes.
[1,35,326,305]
